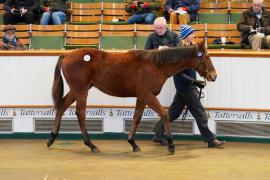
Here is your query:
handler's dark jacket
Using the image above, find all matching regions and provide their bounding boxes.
[173,42,197,92]
[144,29,179,49]
[4,0,39,12]
[145,31,197,92]
[237,7,270,47]
[173,68,196,92]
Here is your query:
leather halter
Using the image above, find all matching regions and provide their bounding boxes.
[195,51,203,71]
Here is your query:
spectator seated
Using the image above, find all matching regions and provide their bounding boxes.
[3,0,39,25]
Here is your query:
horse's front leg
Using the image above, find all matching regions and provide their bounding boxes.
[127,99,145,152]
[145,94,175,155]
[47,91,76,147]
[76,92,100,153]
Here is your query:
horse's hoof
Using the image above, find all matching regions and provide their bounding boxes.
[133,147,141,152]
[47,132,57,147]
[47,140,53,147]
[91,147,100,153]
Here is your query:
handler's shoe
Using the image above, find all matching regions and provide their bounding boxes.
[208,139,225,148]
[153,135,168,146]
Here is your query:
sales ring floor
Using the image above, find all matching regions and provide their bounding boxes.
[0,139,269,180]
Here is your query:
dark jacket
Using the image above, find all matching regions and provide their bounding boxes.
[124,0,161,15]
[144,29,179,49]
[237,7,270,47]
[165,0,200,21]
[40,0,67,12]
[4,0,39,12]
[173,42,197,92]
[173,69,196,92]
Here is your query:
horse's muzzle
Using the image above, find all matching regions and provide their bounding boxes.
[207,71,217,81]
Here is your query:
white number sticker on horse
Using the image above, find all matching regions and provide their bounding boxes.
[197,51,203,57]
[84,55,91,61]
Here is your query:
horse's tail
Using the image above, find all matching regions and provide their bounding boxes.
[52,55,65,110]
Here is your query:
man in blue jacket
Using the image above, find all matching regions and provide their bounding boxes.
[165,0,200,24]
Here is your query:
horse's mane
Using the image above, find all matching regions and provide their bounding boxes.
[132,46,198,65]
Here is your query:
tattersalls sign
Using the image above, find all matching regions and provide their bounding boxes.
[0,108,13,118]
[0,108,9,117]
[0,108,157,119]
[19,109,56,116]
[213,111,254,120]
[264,113,270,120]
[1,108,270,121]
[211,110,270,122]
[113,109,155,118]
[1,108,270,134]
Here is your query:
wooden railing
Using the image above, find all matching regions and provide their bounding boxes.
[1,49,270,57]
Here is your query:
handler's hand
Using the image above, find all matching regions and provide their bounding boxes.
[193,80,206,89]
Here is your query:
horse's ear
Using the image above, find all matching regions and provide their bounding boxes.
[197,38,207,52]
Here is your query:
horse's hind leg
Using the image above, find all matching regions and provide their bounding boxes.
[144,94,175,155]
[127,99,145,152]
[47,91,76,147]
[76,91,100,153]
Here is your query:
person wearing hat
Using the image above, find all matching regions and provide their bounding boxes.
[144,17,179,49]
[179,24,196,46]
[152,24,225,148]
[0,25,26,50]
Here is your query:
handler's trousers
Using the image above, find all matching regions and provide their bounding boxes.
[153,89,215,142]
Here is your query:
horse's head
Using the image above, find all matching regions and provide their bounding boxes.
[195,40,217,81]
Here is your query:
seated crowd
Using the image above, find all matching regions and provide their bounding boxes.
[0,0,270,50]
[2,0,67,25]
[124,0,199,25]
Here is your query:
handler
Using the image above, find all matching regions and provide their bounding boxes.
[145,19,225,148]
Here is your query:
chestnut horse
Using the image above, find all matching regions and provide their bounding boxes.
[47,40,217,154]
